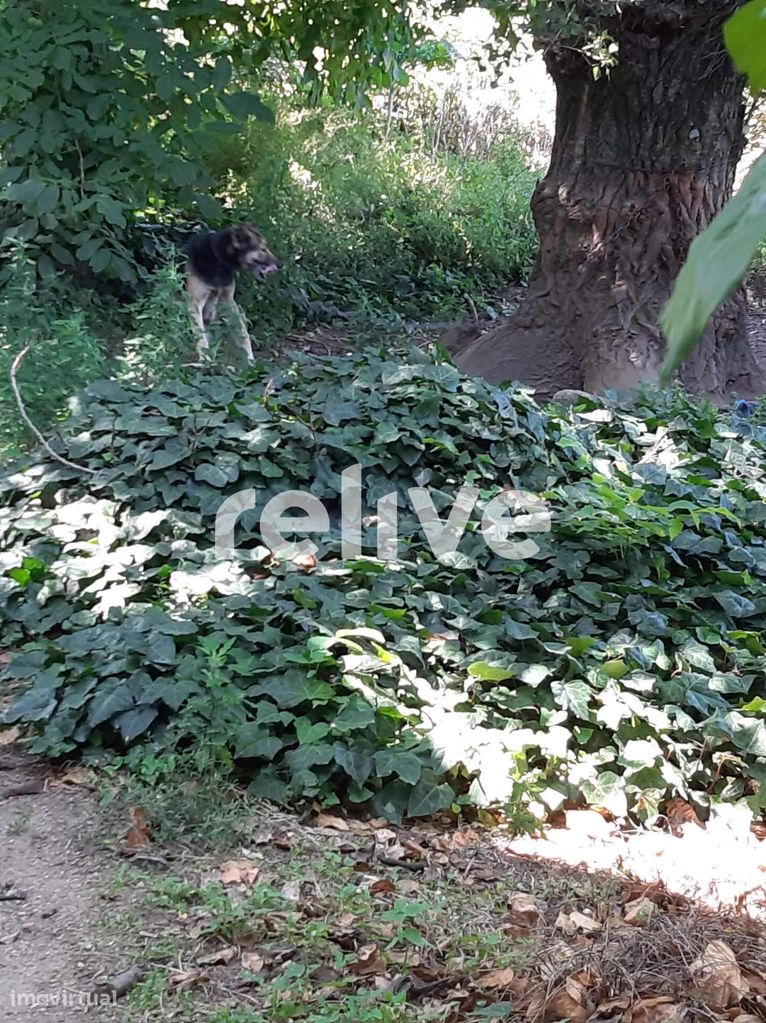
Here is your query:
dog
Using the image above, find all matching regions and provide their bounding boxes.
[185,223,278,363]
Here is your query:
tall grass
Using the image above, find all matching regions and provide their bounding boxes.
[206,106,538,325]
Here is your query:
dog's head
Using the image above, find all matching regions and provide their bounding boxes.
[227,223,278,279]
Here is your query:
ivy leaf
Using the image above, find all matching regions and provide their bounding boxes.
[114,705,158,741]
[374,749,424,785]
[194,463,230,487]
[334,746,373,786]
[555,680,592,719]
[407,777,454,817]
[468,662,515,682]
[714,591,757,618]
[87,680,136,726]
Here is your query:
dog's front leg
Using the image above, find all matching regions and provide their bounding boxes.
[221,285,254,364]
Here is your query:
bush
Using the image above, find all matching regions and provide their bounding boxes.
[0,247,106,460]
[207,106,538,326]
[3,349,766,826]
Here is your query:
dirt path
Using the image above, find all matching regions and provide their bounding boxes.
[0,749,125,1020]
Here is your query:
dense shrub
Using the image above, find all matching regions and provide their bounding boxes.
[2,349,766,825]
[208,106,538,325]
[0,248,106,459]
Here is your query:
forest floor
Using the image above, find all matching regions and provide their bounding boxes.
[2,741,766,1023]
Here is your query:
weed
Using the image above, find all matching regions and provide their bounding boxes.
[0,244,106,459]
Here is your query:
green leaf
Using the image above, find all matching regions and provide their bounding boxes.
[114,705,158,741]
[256,673,335,709]
[150,441,192,470]
[724,0,766,94]
[89,248,112,273]
[0,166,23,187]
[659,153,766,385]
[3,685,58,724]
[580,771,628,818]
[722,712,766,757]
[334,746,373,786]
[714,590,757,618]
[5,178,45,203]
[236,727,283,760]
[194,463,230,487]
[96,196,126,227]
[407,777,454,817]
[374,749,424,785]
[556,680,592,719]
[35,184,60,215]
[222,91,275,122]
[87,681,135,726]
[371,780,411,824]
[468,662,515,682]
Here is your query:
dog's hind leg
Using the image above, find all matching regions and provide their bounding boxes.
[186,276,213,359]
[220,284,254,364]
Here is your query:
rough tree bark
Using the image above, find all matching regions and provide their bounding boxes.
[455,0,765,400]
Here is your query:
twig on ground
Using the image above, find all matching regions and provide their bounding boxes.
[9,345,97,475]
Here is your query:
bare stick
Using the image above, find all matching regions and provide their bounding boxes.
[9,345,97,475]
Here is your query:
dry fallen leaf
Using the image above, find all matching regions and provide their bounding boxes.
[0,726,21,746]
[526,978,589,1023]
[292,552,316,571]
[478,966,516,990]
[402,838,427,859]
[628,995,687,1023]
[397,878,420,896]
[555,910,601,936]
[690,940,749,1009]
[508,892,542,926]
[241,952,265,974]
[58,766,96,788]
[741,969,766,996]
[623,896,658,926]
[666,798,703,835]
[167,969,207,991]
[123,807,150,850]
[197,945,238,966]
[350,943,387,977]
[280,879,301,903]
[219,859,260,887]
[314,812,350,831]
[595,995,632,1016]
[442,828,482,850]
[369,878,396,895]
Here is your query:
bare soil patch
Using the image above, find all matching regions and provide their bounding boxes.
[0,745,128,1020]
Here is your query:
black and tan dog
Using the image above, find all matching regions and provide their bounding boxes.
[185,223,278,363]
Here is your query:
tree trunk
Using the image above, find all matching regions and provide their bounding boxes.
[455,1,765,401]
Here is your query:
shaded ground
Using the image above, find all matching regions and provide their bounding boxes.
[0,742,128,1020]
[3,744,766,1023]
[269,288,766,402]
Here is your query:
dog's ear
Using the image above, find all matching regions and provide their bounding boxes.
[231,223,258,248]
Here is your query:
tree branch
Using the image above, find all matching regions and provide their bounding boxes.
[9,346,97,475]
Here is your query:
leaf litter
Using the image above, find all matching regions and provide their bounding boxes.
[118,799,766,1023]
